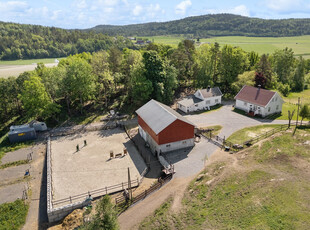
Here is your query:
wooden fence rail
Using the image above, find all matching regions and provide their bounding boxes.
[52,178,140,206]
[115,174,173,206]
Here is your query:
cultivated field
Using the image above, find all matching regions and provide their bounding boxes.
[0,63,58,78]
[0,58,63,78]
[143,35,310,57]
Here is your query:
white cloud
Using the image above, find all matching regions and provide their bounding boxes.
[132,5,143,16]
[175,0,192,15]
[0,1,28,12]
[147,4,164,18]
[51,10,62,20]
[266,0,302,11]
[76,0,87,9]
[206,5,250,17]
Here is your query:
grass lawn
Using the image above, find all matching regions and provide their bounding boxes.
[276,89,310,121]
[0,199,29,230]
[0,58,64,65]
[201,125,222,136]
[226,124,284,144]
[143,35,310,57]
[139,127,310,229]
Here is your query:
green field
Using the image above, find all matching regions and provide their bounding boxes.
[0,58,64,65]
[143,35,310,57]
[277,89,310,120]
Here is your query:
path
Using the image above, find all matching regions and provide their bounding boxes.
[22,143,47,230]
[118,104,289,229]
[0,146,32,165]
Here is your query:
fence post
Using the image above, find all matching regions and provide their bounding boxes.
[106,187,107,194]
[70,196,72,203]
[122,182,123,190]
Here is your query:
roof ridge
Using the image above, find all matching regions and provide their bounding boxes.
[154,99,178,120]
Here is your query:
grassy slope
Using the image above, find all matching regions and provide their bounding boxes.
[0,199,29,230]
[277,89,310,120]
[139,127,310,230]
[226,124,283,144]
[143,35,310,57]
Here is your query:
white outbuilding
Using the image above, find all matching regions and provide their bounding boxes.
[234,85,284,117]
[177,87,223,113]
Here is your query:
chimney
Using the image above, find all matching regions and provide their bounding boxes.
[255,85,261,100]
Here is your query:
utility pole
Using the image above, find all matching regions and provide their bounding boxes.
[127,167,132,201]
[296,97,300,126]
[293,97,300,136]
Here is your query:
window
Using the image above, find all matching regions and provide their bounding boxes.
[268,107,271,112]
[244,102,247,106]
[215,99,219,103]
[182,141,187,144]
[166,144,171,147]
[276,105,279,110]
[275,97,278,101]
[206,100,210,105]
[272,98,274,102]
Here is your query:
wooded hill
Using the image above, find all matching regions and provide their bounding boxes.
[0,22,133,60]
[88,14,310,37]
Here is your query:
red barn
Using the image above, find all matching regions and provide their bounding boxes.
[136,99,195,155]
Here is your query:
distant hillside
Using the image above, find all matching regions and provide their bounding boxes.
[88,14,310,37]
[0,22,133,60]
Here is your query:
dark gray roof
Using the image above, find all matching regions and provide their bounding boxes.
[136,99,195,135]
[199,87,222,99]
[9,125,35,135]
[178,95,203,107]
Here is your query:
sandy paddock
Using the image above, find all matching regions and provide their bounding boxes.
[51,128,147,206]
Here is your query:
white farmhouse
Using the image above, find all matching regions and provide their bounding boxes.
[234,85,284,117]
[177,87,223,113]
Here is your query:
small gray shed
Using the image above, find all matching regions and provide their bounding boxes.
[8,125,37,143]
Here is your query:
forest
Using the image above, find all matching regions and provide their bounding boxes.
[0,21,133,60]
[89,14,310,37]
[1,41,310,127]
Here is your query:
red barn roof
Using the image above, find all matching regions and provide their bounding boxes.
[234,85,276,107]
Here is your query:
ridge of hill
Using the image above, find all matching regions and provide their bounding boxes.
[0,21,133,61]
[88,14,310,37]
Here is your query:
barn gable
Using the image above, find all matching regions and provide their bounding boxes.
[136,99,195,135]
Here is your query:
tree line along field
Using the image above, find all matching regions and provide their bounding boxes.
[142,35,310,58]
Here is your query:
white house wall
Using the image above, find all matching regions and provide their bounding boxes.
[178,95,222,113]
[235,93,283,117]
[264,93,283,116]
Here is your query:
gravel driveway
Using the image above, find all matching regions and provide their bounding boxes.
[185,103,288,138]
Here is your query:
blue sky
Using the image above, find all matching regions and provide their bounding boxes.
[0,0,310,29]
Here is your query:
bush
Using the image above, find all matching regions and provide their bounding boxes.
[0,199,29,230]
[277,82,291,97]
